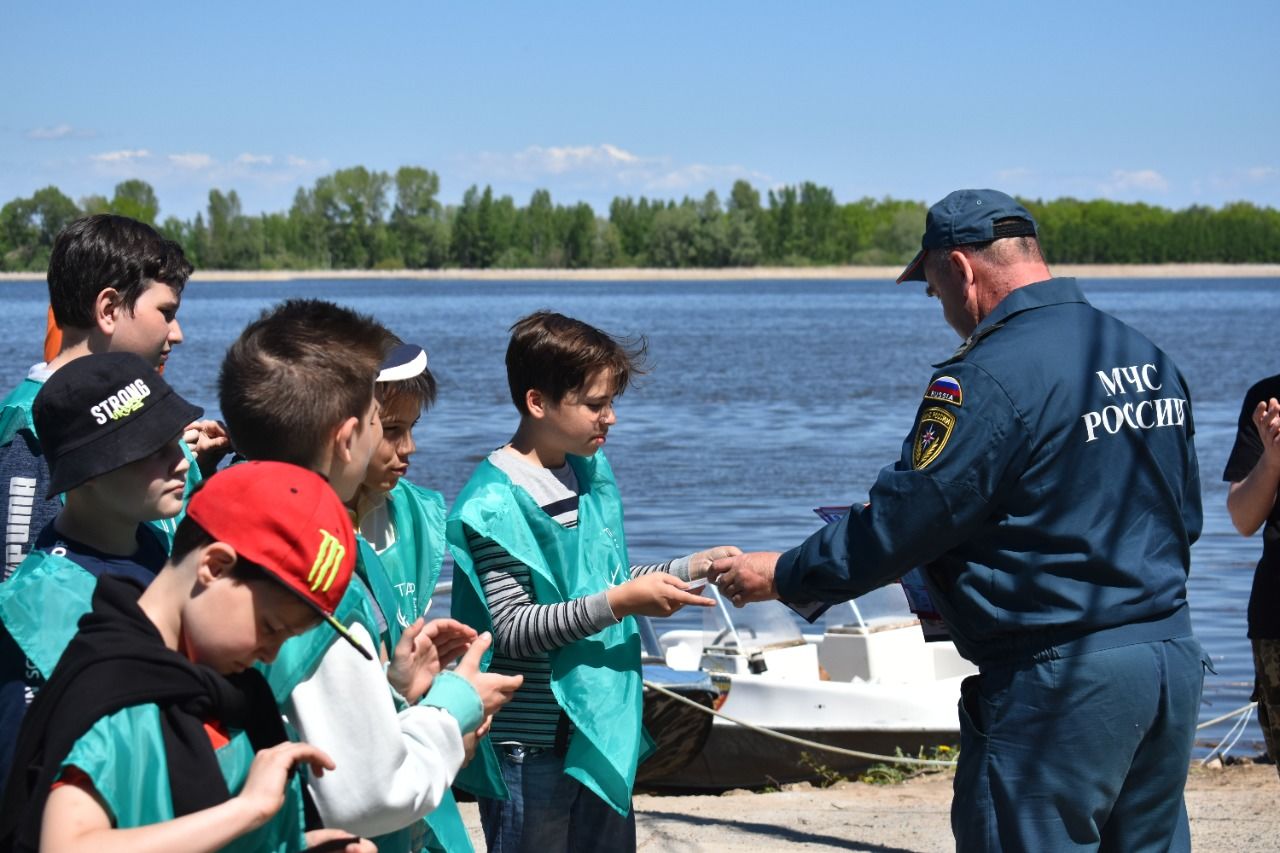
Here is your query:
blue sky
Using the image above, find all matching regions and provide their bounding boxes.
[2,1,1277,220]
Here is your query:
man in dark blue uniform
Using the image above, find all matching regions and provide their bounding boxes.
[710,189,1206,852]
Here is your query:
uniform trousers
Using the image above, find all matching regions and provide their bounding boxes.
[953,636,1206,852]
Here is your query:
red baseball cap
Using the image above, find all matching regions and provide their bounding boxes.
[185,461,372,660]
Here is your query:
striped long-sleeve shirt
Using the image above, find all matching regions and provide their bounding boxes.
[467,448,690,747]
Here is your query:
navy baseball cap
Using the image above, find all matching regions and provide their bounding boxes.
[897,189,1038,283]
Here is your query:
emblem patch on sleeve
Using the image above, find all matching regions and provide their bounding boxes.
[913,407,955,469]
[924,375,963,407]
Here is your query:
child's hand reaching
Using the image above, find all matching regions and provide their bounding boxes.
[607,572,716,618]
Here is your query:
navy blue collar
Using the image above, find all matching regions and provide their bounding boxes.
[937,277,1088,366]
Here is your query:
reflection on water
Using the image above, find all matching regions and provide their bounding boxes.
[2,275,1276,755]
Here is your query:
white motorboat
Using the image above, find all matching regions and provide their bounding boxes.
[638,583,976,790]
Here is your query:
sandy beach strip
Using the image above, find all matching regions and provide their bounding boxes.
[453,763,1279,851]
[2,264,1279,283]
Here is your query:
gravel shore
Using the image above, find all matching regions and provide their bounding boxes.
[456,763,1279,851]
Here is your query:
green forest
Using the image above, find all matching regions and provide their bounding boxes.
[3,166,1279,272]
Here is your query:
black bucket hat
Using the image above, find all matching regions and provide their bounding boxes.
[34,352,203,497]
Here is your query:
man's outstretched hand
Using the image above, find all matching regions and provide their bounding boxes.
[707,551,782,607]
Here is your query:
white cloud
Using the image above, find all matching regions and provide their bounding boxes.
[26,123,95,140]
[285,154,326,169]
[1105,169,1169,193]
[1203,165,1279,199]
[83,148,331,209]
[994,167,1035,184]
[463,143,767,195]
[91,148,152,163]
[168,152,214,170]
[492,144,643,176]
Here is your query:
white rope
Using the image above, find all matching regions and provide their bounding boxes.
[1196,702,1257,731]
[644,681,1261,772]
[1200,704,1255,766]
[643,678,957,768]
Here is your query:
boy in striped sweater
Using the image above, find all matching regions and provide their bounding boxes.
[448,311,738,852]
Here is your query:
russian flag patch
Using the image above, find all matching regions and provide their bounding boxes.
[924,375,963,407]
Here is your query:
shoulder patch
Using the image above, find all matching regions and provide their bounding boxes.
[913,407,955,470]
[924,375,963,407]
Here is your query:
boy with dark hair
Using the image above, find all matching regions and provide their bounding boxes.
[0,352,201,779]
[219,298,388,473]
[0,461,377,853]
[449,310,737,852]
[219,299,520,852]
[0,214,223,580]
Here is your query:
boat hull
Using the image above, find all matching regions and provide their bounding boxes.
[640,722,960,790]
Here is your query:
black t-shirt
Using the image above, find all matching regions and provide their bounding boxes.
[1222,374,1280,638]
[32,522,168,586]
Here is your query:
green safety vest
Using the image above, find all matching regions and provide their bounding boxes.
[0,554,304,853]
[0,378,40,448]
[62,703,307,852]
[372,481,449,632]
[447,451,648,817]
[0,550,98,680]
[354,483,472,853]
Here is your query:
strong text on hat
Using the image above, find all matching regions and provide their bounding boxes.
[89,378,152,425]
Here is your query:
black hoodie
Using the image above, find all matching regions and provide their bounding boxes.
[0,575,291,853]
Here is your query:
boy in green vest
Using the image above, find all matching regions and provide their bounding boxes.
[346,336,482,852]
[0,460,377,853]
[0,214,225,582]
[0,352,201,780]
[219,300,521,852]
[350,339,448,634]
[448,310,738,852]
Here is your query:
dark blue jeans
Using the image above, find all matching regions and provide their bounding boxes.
[953,635,1208,852]
[477,745,635,853]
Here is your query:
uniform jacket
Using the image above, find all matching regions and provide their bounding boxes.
[776,278,1202,667]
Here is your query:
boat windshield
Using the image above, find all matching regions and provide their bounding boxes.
[821,583,915,631]
[699,579,915,653]
[699,579,917,653]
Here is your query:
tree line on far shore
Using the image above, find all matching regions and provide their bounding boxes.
[2,167,1279,272]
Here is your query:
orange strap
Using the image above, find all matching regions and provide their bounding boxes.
[43,306,61,364]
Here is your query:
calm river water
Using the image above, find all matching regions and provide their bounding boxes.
[2,275,1276,756]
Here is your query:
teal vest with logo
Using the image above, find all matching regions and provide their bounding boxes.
[62,703,307,851]
[447,451,647,817]
[355,486,472,853]
[371,481,449,631]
